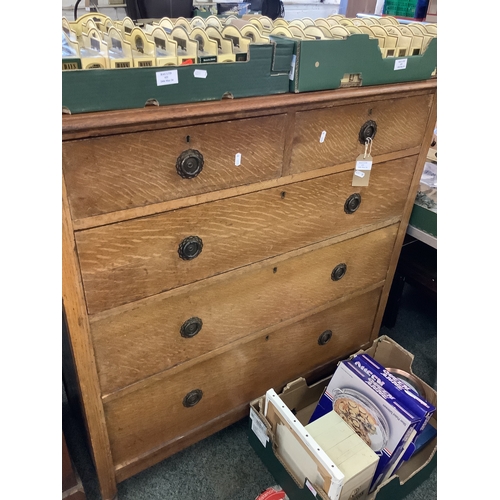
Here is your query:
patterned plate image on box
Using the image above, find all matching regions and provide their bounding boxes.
[331,388,389,452]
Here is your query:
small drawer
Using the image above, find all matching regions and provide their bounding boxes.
[91,224,398,395]
[77,155,417,314]
[290,94,432,174]
[103,287,382,467]
[62,114,286,220]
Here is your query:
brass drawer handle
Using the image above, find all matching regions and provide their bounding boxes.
[331,263,347,281]
[180,317,203,338]
[178,236,203,260]
[318,329,332,346]
[359,120,377,144]
[176,149,204,179]
[183,389,203,408]
[344,193,361,214]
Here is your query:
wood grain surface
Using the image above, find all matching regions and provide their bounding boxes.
[369,91,438,340]
[104,287,382,467]
[290,94,432,174]
[72,148,420,231]
[61,81,437,499]
[62,80,436,141]
[77,156,417,313]
[62,181,117,500]
[91,225,398,394]
[63,114,286,219]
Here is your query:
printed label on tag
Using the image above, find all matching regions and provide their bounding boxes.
[319,131,327,143]
[353,169,371,186]
[352,153,372,186]
[289,55,296,81]
[305,479,317,497]
[355,160,372,171]
[156,69,178,86]
[194,69,207,79]
[235,153,242,166]
[394,58,408,71]
[250,408,269,447]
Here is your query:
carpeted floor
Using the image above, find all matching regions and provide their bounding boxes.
[63,283,437,500]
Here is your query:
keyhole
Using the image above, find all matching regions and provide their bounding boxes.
[186,135,190,143]
[281,192,286,199]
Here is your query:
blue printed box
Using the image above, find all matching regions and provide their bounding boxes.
[353,354,436,438]
[309,359,420,493]
[350,353,436,472]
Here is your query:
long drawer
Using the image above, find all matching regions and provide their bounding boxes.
[63,114,286,220]
[290,94,432,174]
[91,224,398,395]
[104,287,383,467]
[77,156,417,313]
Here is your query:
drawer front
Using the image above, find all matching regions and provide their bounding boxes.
[78,156,417,314]
[92,224,398,394]
[290,94,432,174]
[63,114,286,220]
[104,287,382,466]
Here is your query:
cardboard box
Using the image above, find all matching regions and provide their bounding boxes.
[409,156,437,238]
[305,411,379,500]
[308,358,421,492]
[408,203,436,239]
[345,353,436,475]
[264,389,345,500]
[248,336,437,500]
[271,34,437,94]
[62,39,294,114]
[350,353,436,437]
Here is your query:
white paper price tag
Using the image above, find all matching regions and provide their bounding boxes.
[235,153,242,166]
[355,160,372,171]
[194,69,207,79]
[319,131,327,143]
[249,407,269,447]
[305,480,318,496]
[156,69,178,86]
[352,153,373,186]
[289,55,296,81]
[394,58,408,71]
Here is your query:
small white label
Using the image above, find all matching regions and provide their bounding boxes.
[319,131,327,143]
[156,69,178,86]
[394,58,408,71]
[194,69,207,79]
[289,54,296,81]
[355,160,372,171]
[235,153,242,166]
[249,408,269,447]
[354,170,365,178]
[305,479,317,496]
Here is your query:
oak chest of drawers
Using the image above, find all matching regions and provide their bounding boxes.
[62,80,437,500]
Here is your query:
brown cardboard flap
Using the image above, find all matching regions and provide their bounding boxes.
[251,335,437,499]
[250,396,331,500]
[367,336,437,408]
[362,336,437,496]
[266,400,335,497]
[280,377,331,422]
[361,335,415,372]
